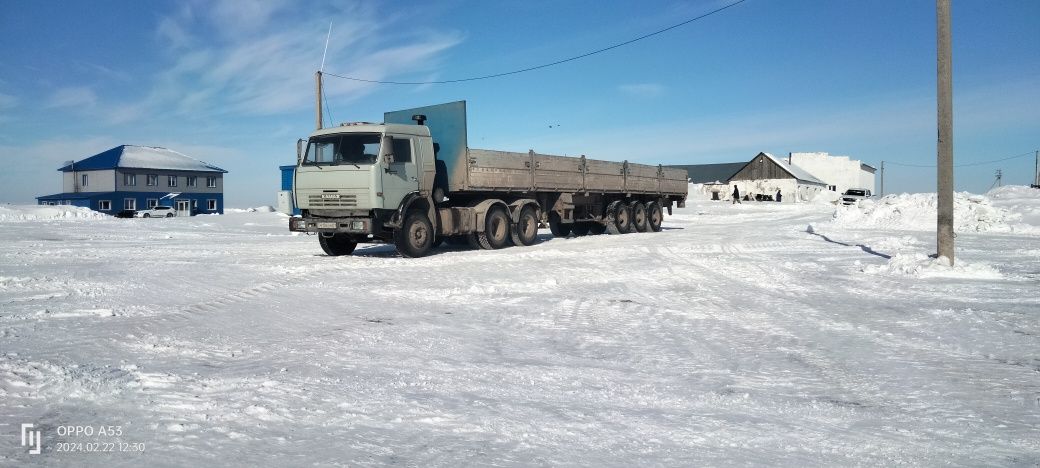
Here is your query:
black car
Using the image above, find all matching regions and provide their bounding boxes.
[115,209,137,218]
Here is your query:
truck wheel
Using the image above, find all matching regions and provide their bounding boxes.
[548,212,571,238]
[631,202,648,232]
[571,222,591,236]
[319,234,357,256]
[646,201,664,232]
[606,201,633,235]
[394,210,434,258]
[589,222,607,235]
[478,206,512,250]
[510,205,539,246]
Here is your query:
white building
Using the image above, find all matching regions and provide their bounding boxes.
[788,152,876,195]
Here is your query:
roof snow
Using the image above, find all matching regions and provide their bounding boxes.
[759,152,826,185]
[59,145,227,173]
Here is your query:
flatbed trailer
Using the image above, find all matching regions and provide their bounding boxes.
[291,101,688,257]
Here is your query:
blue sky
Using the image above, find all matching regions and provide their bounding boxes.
[1,0,1037,206]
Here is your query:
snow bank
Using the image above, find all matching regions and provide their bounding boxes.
[225,206,276,213]
[860,253,1003,279]
[987,185,1040,227]
[830,192,1026,233]
[0,204,108,222]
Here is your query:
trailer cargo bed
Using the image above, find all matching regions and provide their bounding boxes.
[462,149,687,196]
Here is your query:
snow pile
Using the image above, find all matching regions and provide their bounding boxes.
[830,192,1024,233]
[861,253,1003,279]
[987,185,1040,227]
[0,204,108,222]
[226,206,277,213]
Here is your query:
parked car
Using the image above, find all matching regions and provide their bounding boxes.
[115,209,137,218]
[840,188,872,205]
[136,206,177,218]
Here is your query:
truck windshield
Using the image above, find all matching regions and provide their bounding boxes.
[845,189,866,196]
[303,133,381,166]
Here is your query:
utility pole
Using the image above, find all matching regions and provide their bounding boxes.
[936,0,954,264]
[1034,150,1039,188]
[880,161,885,197]
[315,71,324,130]
[995,169,1002,187]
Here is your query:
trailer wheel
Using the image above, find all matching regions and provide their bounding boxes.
[631,202,648,232]
[511,205,539,246]
[589,222,607,235]
[571,222,591,236]
[319,233,358,256]
[548,212,571,238]
[394,210,434,258]
[478,206,512,250]
[646,201,664,232]
[606,201,633,235]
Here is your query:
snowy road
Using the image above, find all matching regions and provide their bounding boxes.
[2,193,1039,466]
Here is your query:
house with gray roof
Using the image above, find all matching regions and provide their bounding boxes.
[36,145,227,215]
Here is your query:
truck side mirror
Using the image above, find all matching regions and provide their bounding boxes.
[381,135,394,167]
[296,138,305,164]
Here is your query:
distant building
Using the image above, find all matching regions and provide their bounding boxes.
[728,152,827,202]
[36,145,227,215]
[278,165,300,215]
[787,152,876,195]
[668,162,746,184]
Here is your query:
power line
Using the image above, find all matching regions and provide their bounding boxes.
[323,0,748,85]
[884,150,1035,168]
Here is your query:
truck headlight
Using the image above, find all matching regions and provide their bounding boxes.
[351,220,365,230]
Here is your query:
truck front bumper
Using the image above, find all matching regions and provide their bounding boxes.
[289,217,374,234]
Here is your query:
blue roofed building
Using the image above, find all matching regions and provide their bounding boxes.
[36,145,227,215]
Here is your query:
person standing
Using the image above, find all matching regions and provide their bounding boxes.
[776,189,783,203]
[732,185,741,204]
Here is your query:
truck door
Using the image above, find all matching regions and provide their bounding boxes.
[381,136,419,210]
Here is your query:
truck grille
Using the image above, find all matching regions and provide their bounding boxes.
[308,194,358,207]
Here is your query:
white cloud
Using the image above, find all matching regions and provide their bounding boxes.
[618,83,665,98]
[135,1,462,118]
[46,87,98,109]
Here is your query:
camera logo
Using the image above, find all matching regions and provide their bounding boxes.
[21,423,42,455]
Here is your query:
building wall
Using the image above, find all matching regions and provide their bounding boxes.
[63,169,116,193]
[115,169,223,193]
[789,152,875,195]
[858,169,876,194]
[39,191,224,215]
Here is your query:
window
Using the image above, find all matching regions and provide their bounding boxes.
[147,198,158,208]
[99,200,111,211]
[147,174,158,186]
[207,199,217,211]
[168,175,178,187]
[64,200,72,205]
[187,176,197,187]
[302,133,380,165]
[391,138,413,163]
[192,200,198,209]
[81,174,88,187]
[123,198,136,210]
[206,177,216,188]
[124,173,136,186]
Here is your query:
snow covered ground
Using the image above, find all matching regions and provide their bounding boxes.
[2,188,1039,466]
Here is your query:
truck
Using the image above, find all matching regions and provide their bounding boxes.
[289,101,688,258]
